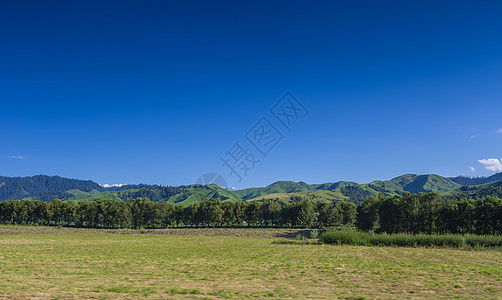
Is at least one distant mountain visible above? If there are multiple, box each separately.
[244,174,462,204]
[392,174,461,194]
[444,178,502,200]
[100,184,139,191]
[0,175,140,201]
[449,172,502,186]
[361,174,460,195]
[311,181,359,191]
[0,175,105,201]
[1,173,502,205]
[66,184,241,206]
[234,181,312,200]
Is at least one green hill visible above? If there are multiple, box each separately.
[66,184,241,206]
[311,181,359,191]
[364,180,403,196]
[393,174,461,194]
[67,184,242,205]
[0,175,105,201]
[449,172,502,186]
[235,181,313,200]
[248,189,349,203]
[2,173,501,206]
[444,178,502,200]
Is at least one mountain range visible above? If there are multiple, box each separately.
[1,173,502,205]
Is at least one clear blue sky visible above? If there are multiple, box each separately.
[1,0,502,188]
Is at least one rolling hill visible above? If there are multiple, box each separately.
[392,174,461,194]
[1,173,501,205]
[444,178,502,200]
[239,174,463,204]
[234,181,313,200]
[449,172,502,186]
[65,184,241,206]
[0,175,105,201]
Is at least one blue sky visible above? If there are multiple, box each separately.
[1,0,502,188]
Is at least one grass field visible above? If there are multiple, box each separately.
[0,226,501,299]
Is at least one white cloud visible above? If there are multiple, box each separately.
[497,129,502,134]
[469,166,476,172]
[470,135,476,139]
[478,158,502,172]
[6,155,26,159]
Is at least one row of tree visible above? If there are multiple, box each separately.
[357,192,502,235]
[4,192,501,234]
[0,198,356,228]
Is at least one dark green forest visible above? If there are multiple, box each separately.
[357,192,502,235]
[0,198,356,229]
[1,192,502,235]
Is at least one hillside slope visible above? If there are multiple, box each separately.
[449,172,502,186]
[444,179,502,200]
[235,181,313,200]
[0,175,105,201]
[1,173,501,205]
[66,184,241,206]
[392,174,461,194]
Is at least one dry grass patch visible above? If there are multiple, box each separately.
[0,226,501,299]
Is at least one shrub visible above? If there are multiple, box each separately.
[320,230,370,246]
[464,234,502,248]
[369,233,394,246]
[415,234,463,248]
[317,230,502,249]
[441,234,464,248]
[390,233,417,247]
[321,230,468,248]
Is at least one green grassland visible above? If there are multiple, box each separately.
[68,190,127,202]
[1,227,501,299]
[248,189,350,203]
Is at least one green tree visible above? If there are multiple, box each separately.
[356,195,380,231]
[297,199,316,228]
[260,200,281,226]
[335,201,357,225]
[245,202,262,226]
[317,202,336,227]
[418,193,440,234]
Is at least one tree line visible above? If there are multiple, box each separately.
[357,192,502,235]
[3,192,501,234]
[0,198,356,229]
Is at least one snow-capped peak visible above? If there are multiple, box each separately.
[100,183,128,188]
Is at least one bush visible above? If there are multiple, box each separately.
[369,233,394,246]
[320,230,370,246]
[320,230,485,249]
[310,230,319,239]
[415,234,463,248]
[464,234,502,248]
[390,233,417,247]
[416,234,464,248]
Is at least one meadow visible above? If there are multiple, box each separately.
[0,226,501,299]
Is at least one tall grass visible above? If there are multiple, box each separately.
[464,234,502,248]
[320,230,370,246]
[320,230,502,249]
